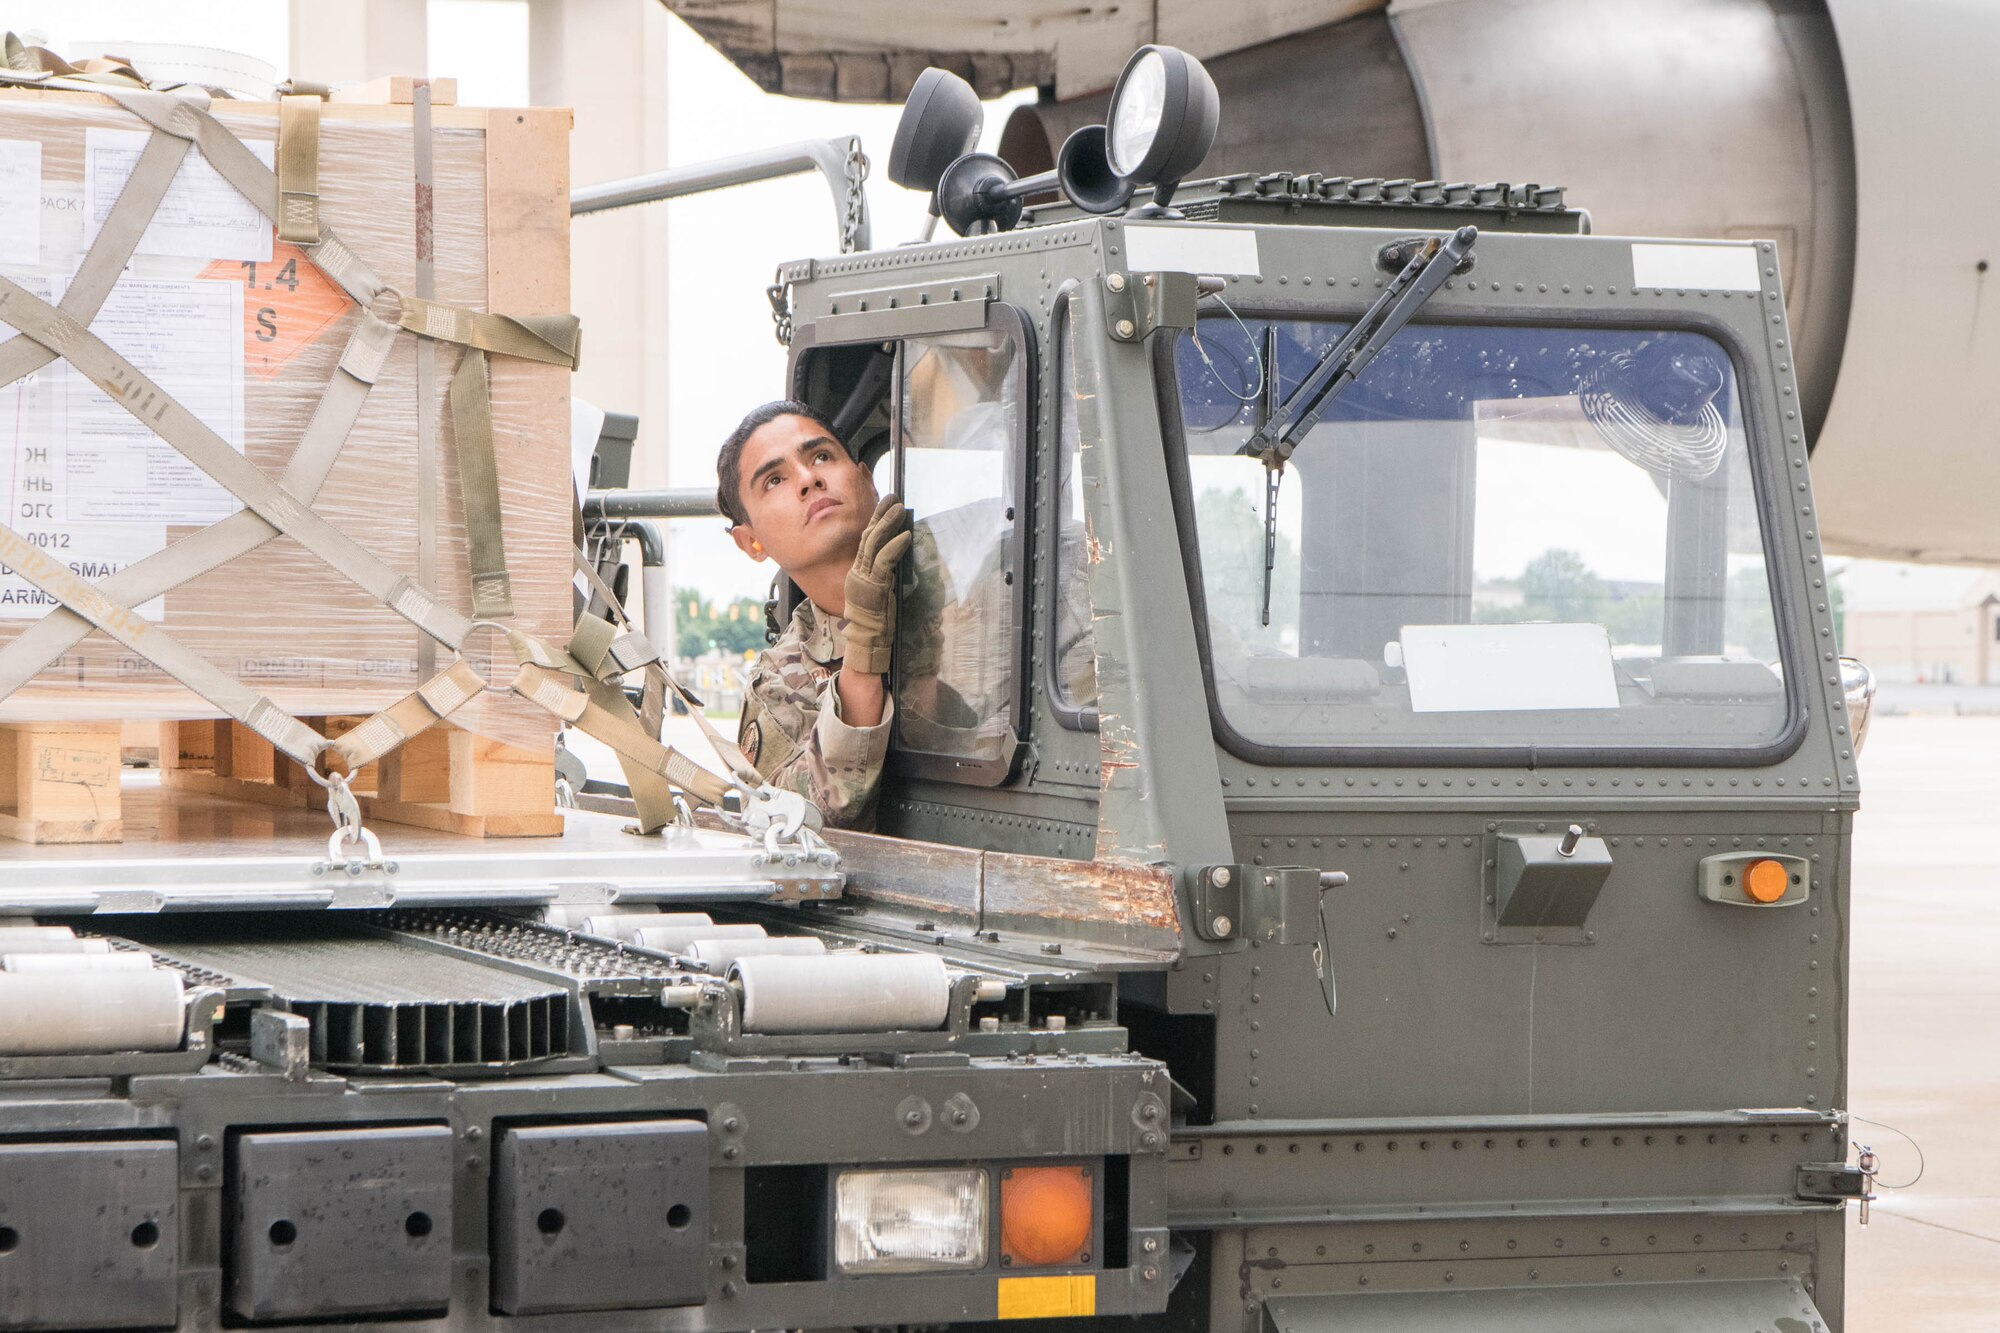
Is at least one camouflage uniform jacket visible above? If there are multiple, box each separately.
[737,599,895,831]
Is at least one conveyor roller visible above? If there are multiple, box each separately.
[732,952,952,1034]
[0,969,186,1054]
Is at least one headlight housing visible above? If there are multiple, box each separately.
[1103,44,1220,206]
[834,1168,989,1274]
[1108,48,1167,177]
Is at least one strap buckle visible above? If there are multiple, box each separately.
[733,784,832,863]
[462,619,528,695]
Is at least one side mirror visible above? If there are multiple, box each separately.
[1840,656,1876,755]
[888,68,983,194]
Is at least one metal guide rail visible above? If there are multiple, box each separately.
[0,901,1132,1079]
[0,899,1169,1331]
[0,782,841,914]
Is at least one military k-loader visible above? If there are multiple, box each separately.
[0,47,1870,1333]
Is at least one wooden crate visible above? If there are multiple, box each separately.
[0,79,573,848]
[0,88,574,743]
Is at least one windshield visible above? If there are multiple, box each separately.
[1173,315,1788,755]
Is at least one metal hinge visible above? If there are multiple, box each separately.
[1103,269,1199,342]
[1796,1161,1871,1203]
[1189,865,1346,943]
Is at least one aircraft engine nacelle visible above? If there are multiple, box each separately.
[997,0,1998,565]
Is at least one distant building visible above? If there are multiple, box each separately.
[1842,569,2000,684]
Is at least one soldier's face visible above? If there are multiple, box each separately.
[730,414,878,573]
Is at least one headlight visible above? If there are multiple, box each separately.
[1102,44,1220,213]
[1108,49,1167,177]
[834,1168,989,1274]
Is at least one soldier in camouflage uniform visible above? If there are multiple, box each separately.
[716,401,910,829]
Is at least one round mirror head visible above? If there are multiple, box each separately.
[1105,45,1219,186]
[889,68,984,194]
[1057,125,1135,215]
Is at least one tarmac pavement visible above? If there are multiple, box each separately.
[1843,715,2000,1330]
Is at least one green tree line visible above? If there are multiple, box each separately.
[676,589,767,659]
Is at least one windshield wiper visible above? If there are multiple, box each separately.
[1239,224,1479,625]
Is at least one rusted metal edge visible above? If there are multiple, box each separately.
[824,828,1183,958]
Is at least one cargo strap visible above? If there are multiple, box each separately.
[329,660,490,769]
[412,78,442,668]
[397,299,581,367]
[0,81,801,846]
[0,273,478,650]
[449,346,514,618]
[276,92,323,243]
[0,311,398,698]
[0,35,149,91]
[0,121,189,399]
[107,84,585,639]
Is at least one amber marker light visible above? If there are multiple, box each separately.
[1743,858,1790,904]
[1000,1165,1095,1268]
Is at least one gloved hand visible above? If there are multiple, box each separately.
[841,494,912,676]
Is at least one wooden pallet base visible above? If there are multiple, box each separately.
[0,722,125,843]
[0,717,561,844]
[160,719,564,841]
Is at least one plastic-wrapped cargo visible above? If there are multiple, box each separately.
[0,87,573,758]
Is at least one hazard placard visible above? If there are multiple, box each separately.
[200,241,352,379]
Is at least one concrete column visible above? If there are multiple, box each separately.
[287,0,429,86]
[528,0,673,494]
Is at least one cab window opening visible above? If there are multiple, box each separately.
[1049,293,1100,729]
[1162,310,1799,761]
[780,338,900,637]
[865,309,1037,785]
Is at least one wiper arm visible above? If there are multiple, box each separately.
[1242,224,1478,626]
[1241,224,1479,467]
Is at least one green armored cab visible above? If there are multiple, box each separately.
[753,47,1867,1331]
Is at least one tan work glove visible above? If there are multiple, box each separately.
[841,494,912,676]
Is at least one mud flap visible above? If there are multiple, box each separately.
[1263,1278,1826,1331]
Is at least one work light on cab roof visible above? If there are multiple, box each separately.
[892,46,1222,237]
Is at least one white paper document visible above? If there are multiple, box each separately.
[0,523,167,619]
[0,272,246,529]
[61,275,247,524]
[37,183,84,268]
[84,128,275,262]
[1400,622,1621,713]
[0,139,42,267]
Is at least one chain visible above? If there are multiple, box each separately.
[767,276,793,347]
[840,136,869,254]
[769,138,867,348]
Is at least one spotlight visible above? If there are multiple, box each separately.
[1104,45,1219,217]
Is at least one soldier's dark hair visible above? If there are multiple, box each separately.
[715,399,842,527]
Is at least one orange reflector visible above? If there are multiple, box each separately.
[1000,1166,1094,1268]
[1744,858,1790,903]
